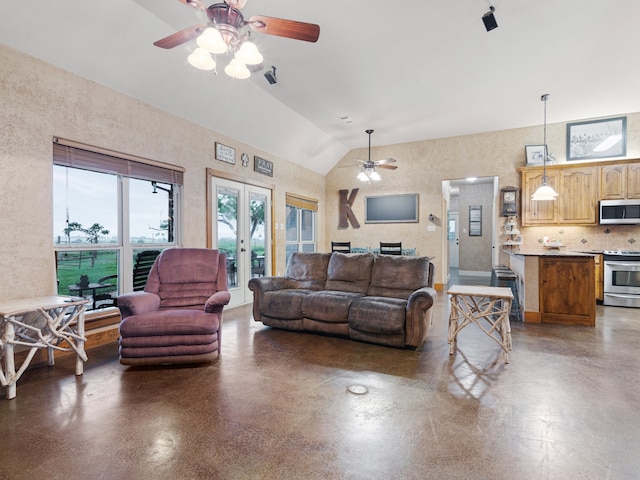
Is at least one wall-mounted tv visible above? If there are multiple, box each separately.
[365,194,419,224]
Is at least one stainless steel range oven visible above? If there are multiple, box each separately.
[603,250,640,307]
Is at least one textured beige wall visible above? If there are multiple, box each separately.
[0,45,325,300]
[2,44,640,299]
[327,116,640,287]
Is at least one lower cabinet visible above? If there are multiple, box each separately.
[539,256,595,326]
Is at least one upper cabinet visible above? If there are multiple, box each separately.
[559,166,599,224]
[521,165,597,226]
[521,170,558,225]
[600,163,640,199]
[520,159,640,226]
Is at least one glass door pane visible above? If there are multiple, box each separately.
[217,186,239,288]
[249,192,267,278]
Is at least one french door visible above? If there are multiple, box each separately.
[210,177,271,308]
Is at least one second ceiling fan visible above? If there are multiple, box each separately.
[153,0,320,79]
[352,129,398,182]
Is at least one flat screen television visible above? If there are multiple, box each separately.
[365,194,419,223]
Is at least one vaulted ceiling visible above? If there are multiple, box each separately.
[2,1,639,174]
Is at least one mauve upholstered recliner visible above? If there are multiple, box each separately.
[116,248,230,366]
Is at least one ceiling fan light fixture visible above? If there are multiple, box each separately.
[197,27,228,54]
[370,170,381,181]
[187,47,216,70]
[224,58,250,79]
[235,40,263,65]
[357,170,369,182]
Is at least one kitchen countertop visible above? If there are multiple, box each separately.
[502,248,599,257]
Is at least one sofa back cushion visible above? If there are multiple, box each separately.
[285,252,332,290]
[367,255,431,299]
[325,252,374,294]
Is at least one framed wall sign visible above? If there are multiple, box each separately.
[525,145,547,165]
[469,205,482,236]
[567,116,627,161]
[254,156,273,176]
[215,142,236,164]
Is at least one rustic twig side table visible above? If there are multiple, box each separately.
[0,296,89,399]
[447,285,513,363]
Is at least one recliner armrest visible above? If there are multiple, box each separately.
[205,291,231,313]
[116,291,161,319]
[405,287,438,347]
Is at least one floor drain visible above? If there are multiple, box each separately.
[347,385,369,395]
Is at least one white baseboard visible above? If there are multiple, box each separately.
[458,270,491,277]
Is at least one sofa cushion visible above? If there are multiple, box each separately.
[261,289,311,320]
[368,255,430,299]
[324,252,374,294]
[348,296,407,335]
[285,252,332,290]
[302,290,364,322]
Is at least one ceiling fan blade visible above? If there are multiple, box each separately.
[248,15,320,43]
[375,158,397,165]
[178,0,208,11]
[153,24,206,49]
[377,164,398,170]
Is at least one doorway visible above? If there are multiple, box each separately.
[443,176,498,286]
[209,176,272,308]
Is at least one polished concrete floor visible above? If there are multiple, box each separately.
[1,293,640,480]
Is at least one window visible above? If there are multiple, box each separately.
[52,139,183,311]
[285,193,317,264]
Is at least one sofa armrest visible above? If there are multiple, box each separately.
[205,290,231,313]
[405,287,438,347]
[116,291,161,319]
[248,276,292,321]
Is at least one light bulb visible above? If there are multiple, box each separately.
[235,41,263,65]
[187,48,216,70]
[197,27,228,54]
[224,58,250,79]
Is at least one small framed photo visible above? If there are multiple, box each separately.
[215,142,236,164]
[525,145,547,165]
[567,116,626,161]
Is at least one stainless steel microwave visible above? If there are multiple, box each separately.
[600,199,640,224]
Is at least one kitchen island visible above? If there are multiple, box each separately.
[505,248,596,326]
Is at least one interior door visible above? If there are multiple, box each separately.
[211,177,271,308]
[448,211,459,268]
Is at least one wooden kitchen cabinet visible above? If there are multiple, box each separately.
[600,164,627,199]
[521,165,597,226]
[559,166,599,224]
[600,163,640,199]
[627,163,640,198]
[539,256,595,326]
[521,169,558,225]
[594,254,603,302]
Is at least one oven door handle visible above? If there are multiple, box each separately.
[605,260,640,270]
[605,293,640,299]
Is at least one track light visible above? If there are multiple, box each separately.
[482,6,498,32]
[264,66,277,85]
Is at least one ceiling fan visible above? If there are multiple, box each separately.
[153,0,320,79]
[348,129,398,182]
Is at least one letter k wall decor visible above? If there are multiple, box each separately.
[338,189,360,229]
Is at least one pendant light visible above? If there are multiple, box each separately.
[531,94,559,201]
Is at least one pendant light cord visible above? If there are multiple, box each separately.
[541,93,549,182]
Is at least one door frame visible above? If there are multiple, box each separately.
[206,168,274,306]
